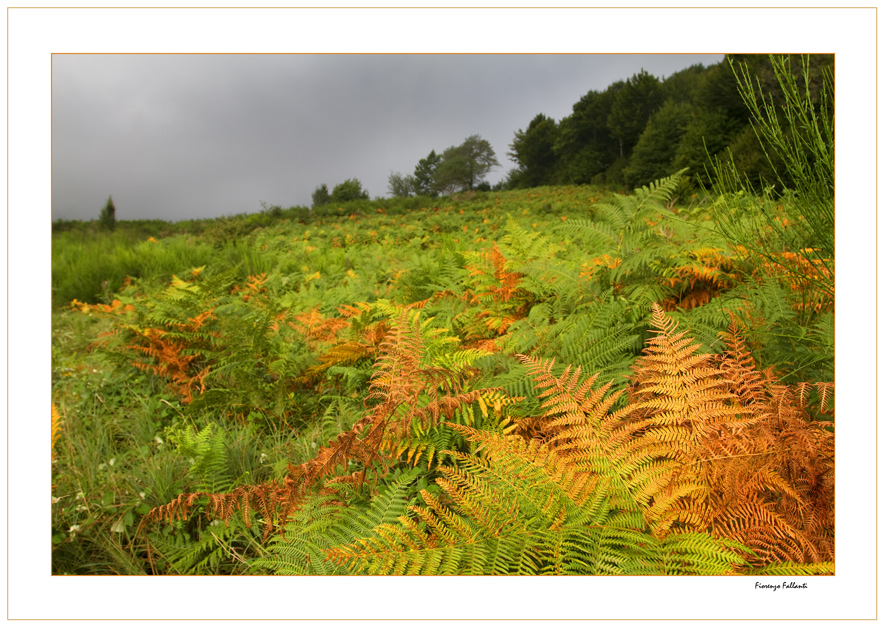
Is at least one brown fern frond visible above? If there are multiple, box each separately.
[145,308,500,540]
[293,308,351,347]
[703,319,835,567]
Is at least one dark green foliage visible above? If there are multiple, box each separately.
[623,99,692,188]
[554,85,621,184]
[330,178,370,203]
[606,69,665,159]
[709,54,834,304]
[508,113,560,188]
[435,134,501,193]
[311,184,330,207]
[672,107,735,186]
[412,150,442,197]
[99,195,117,231]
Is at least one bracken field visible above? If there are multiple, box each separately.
[51,54,835,576]
[51,176,835,576]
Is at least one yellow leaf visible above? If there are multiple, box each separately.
[478,397,488,419]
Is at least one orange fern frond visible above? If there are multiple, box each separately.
[144,309,500,539]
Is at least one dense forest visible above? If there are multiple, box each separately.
[51,54,834,577]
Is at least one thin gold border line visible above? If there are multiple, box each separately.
[34,8,857,620]
[6,4,9,623]
[3,5,879,8]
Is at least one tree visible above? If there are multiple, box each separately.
[433,153,469,196]
[330,178,369,203]
[413,150,442,197]
[672,107,735,186]
[508,114,560,188]
[99,195,116,231]
[312,184,330,208]
[607,69,664,158]
[554,85,621,184]
[623,99,692,188]
[435,134,500,194]
[387,171,415,198]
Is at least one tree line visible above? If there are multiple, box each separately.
[306,54,834,208]
[506,54,834,192]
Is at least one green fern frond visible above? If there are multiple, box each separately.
[255,468,423,575]
[743,561,835,576]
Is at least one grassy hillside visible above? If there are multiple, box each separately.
[51,179,834,575]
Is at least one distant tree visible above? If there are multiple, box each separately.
[312,184,330,208]
[413,150,442,197]
[459,134,501,190]
[433,154,467,196]
[607,69,665,158]
[387,171,415,198]
[99,195,116,231]
[330,178,369,203]
[508,113,560,188]
[435,134,500,194]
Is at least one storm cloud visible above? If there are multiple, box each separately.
[52,53,723,222]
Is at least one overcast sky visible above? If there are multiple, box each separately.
[52,53,723,222]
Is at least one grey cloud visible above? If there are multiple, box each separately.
[52,53,723,222]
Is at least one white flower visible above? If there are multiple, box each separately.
[68,524,80,533]
[108,458,116,467]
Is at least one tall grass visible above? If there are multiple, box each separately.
[52,231,219,308]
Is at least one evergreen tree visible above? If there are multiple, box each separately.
[99,195,116,231]
[311,184,330,208]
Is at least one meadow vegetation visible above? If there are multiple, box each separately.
[51,55,834,576]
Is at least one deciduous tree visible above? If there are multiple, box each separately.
[413,150,442,197]
[387,171,415,198]
[330,178,369,203]
[435,134,500,194]
[508,114,560,188]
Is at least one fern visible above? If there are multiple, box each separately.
[144,307,499,540]
[255,468,424,575]
[326,423,747,575]
[166,422,236,494]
